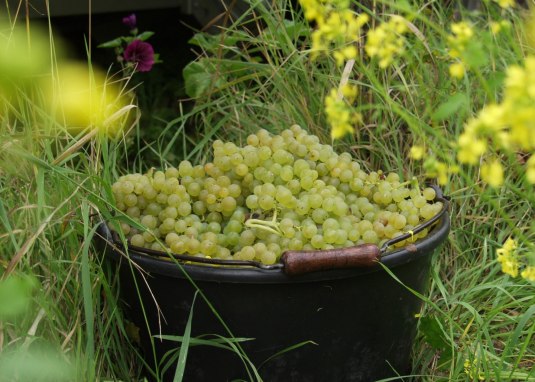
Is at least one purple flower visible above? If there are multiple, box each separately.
[124,39,155,72]
[122,13,137,30]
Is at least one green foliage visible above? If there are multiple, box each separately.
[182,59,226,98]
[419,315,452,362]
[0,275,37,319]
[1,1,534,382]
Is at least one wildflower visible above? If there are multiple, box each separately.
[521,266,535,281]
[325,85,361,139]
[493,0,515,8]
[448,22,474,59]
[423,158,458,185]
[365,15,408,68]
[48,62,131,137]
[122,13,137,30]
[474,104,505,135]
[409,145,425,160]
[299,0,325,21]
[455,56,535,184]
[124,40,155,72]
[480,159,504,187]
[299,0,368,66]
[447,22,474,77]
[449,62,465,79]
[490,20,510,35]
[497,238,519,278]
[464,358,485,381]
[457,131,487,165]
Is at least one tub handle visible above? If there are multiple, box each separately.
[280,244,381,276]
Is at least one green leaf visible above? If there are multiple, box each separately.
[419,316,452,361]
[182,59,226,99]
[188,32,245,53]
[432,93,468,122]
[137,31,155,41]
[263,19,308,43]
[259,340,317,369]
[188,33,219,50]
[156,334,254,349]
[97,37,124,49]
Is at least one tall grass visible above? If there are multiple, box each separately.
[1,0,534,381]
[0,11,141,380]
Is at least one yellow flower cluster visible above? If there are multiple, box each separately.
[496,238,519,278]
[496,238,535,282]
[490,20,511,35]
[48,63,131,138]
[324,84,362,139]
[409,145,425,160]
[299,0,369,66]
[480,158,504,187]
[464,357,485,381]
[423,157,459,186]
[447,22,474,79]
[365,15,408,68]
[455,57,535,186]
[521,266,535,281]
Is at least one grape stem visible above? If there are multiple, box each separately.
[245,209,283,236]
[397,177,419,189]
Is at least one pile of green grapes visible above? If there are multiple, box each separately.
[111,125,443,265]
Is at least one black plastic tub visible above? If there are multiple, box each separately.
[97,213,449,382]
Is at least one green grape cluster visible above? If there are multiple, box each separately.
[111,125,443,265]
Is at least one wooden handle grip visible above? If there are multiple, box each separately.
[280,244,381,276]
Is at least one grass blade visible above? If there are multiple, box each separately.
[173,290,198,382]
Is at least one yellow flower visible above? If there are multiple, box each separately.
[521,266,535,281]
[340,83,358,101]
[494,0,515,8]
[325,87,361,139]
[504,65,527,98]
[490,20,510,35]
[300,0,368,66]
[365,15,408,68]
[480,159,504,187]
[457,132,487,165]
[447,21,474,76]
[476,104,505,134]
[451,21,474,40]
[498,237,517,254]
[464,358,485,381]
[449,62,465,79]
[45,62,132,138]
[409,145,425,160]
[423,158,457,185]
[490,22,501,35]
[448,22,474,59]
[299,0,323,21]
[497,238,519,278]
[455,57,535,182]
